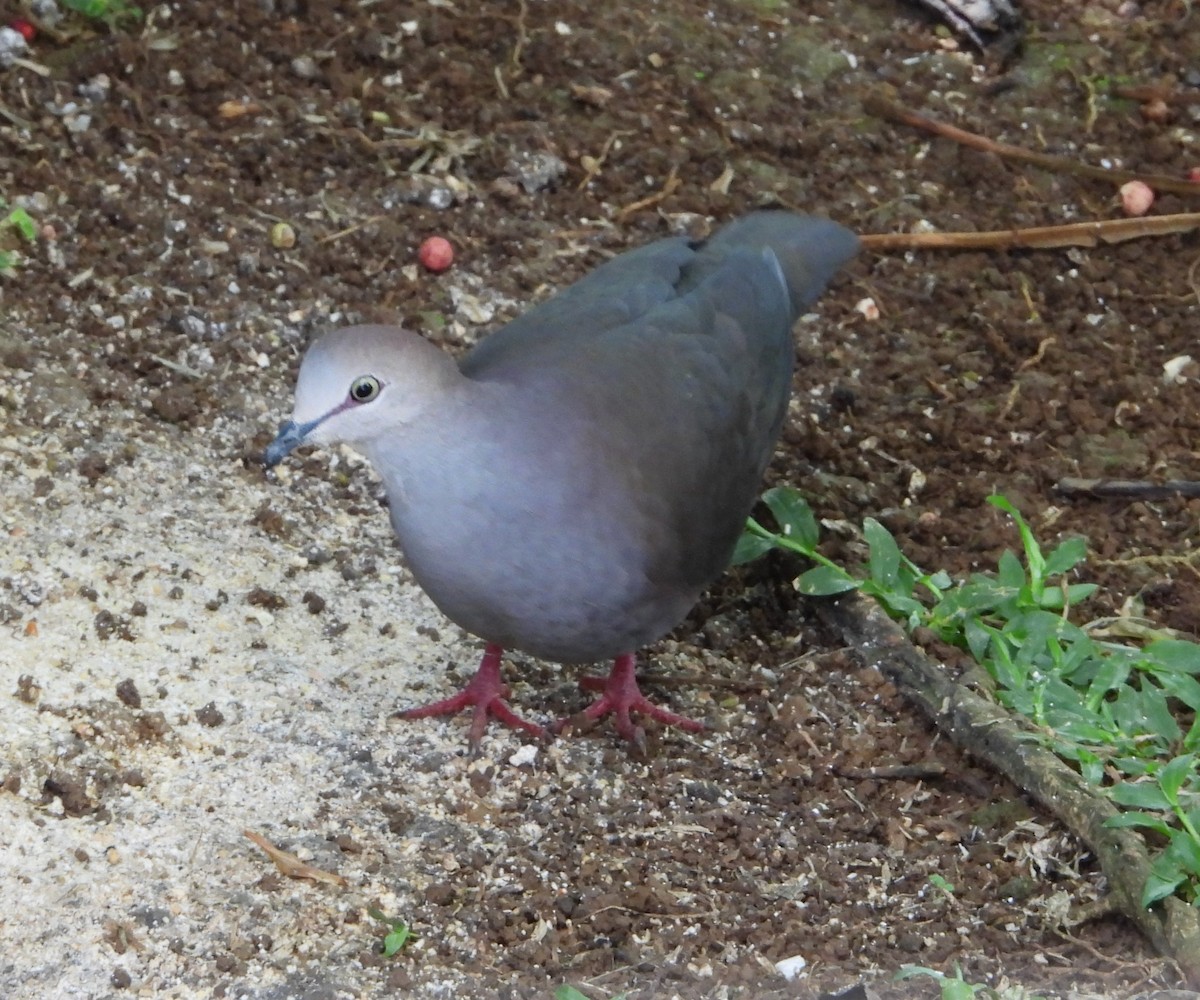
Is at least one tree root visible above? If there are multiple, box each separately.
[820,591,1200,986]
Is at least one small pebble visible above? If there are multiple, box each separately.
[0,26,28,67]
[418,236,454,273]
[1119,179,1154,216]
[291,55,318,79]
[270,222,296,249]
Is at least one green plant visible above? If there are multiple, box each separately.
[0,204,36,277]
[897,962,1047,1000]
[928,873,955,898]
[60,0,143,28]
[741,487,1200,908]
[367,908,414,956]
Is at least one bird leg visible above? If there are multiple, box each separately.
[558,653,705,749]
[398,643,546,750]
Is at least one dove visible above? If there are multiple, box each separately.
[266,212,858,749]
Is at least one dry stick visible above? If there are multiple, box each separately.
[864,93,1200,197]
[1056,478,1200,501]
[820,592,1200,986]
[616,167,681,222]
[243,829,348,887]
[1114,84,1200,108]
[859,212,1200,252]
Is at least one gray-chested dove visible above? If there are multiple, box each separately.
[265,212,858,750]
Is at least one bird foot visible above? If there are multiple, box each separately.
[398,644,546,751]
[554,654,705,750]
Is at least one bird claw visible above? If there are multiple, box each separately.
[559,655,705,749]
[398,644,547,749]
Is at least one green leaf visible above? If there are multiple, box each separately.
[556,987,591,1000]
[795,565,858,597]
[941,979,982,1000]
[1065,582,1098,603]
[762,486,819,549]
[927,569,953,591]
[1108,780,1173,812]
[1168,827,1200,875]
[1140,685,1183,745]
[1158,755,1198,806]
[963,618,992,663]
[382,921,411,956]
[1146,639,1200,676]
[864,518,902,590]
[1043,535,1088,576]
[731,530,775,565]
[6,207,35,242]
[1156,672,1200,714]
[1103,811,1175,838]
[928,873,955,895]
[1142,855,1187,907]
[996,549,1026,591]
[989,494,1045,580]
[868,588,926,619]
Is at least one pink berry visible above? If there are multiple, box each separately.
[1119,180,1154,216]
[418,236,454,273]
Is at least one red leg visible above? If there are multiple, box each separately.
[557,653,705,749]
[399,643,546,749]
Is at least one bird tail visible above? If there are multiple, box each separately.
[698,212,860,315]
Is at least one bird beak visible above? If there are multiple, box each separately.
[264,417,318,468]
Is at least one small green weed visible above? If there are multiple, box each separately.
[367,908,414,957]
[0,204,36,277]
[897,962,1048,1000]
[60,0,143,28]
[927,873,955,898]
[741,487,1200,908]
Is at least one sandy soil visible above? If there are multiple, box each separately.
[2,0,1199,997]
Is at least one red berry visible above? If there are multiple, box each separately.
[1188,167,1200,184]
[9,18,35,41]
[418,236,454,273]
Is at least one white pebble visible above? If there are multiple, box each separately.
[508,744,539,767]
[774,954,807,981]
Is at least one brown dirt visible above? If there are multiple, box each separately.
[2,0,1199,997]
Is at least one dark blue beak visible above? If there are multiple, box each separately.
[264,418,318,468]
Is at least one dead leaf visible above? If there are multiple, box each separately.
[570,83,614,108]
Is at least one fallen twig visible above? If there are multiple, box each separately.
[616,167,681,222]
[1056,478,1200,501]
[820,591,1200,985]
[864,93,1200,197]
[244,829,348,887]
[1113,84,1200,108]
[859,213,1200,252]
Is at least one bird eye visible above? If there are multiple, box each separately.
[349,375,381,403]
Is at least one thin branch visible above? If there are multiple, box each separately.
[1056,478,1200,501]
[616,166,681,222]
[859,213,1200,252]
[864,93,1200,196]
